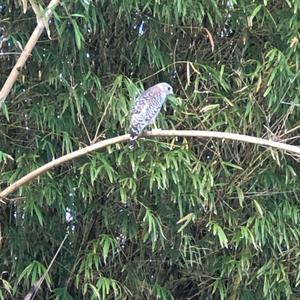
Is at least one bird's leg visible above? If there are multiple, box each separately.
[144,120,157,133]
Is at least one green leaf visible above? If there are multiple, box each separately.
[0,102,9,121]
[253,199,264,217]
[177,212,195,233]
[71,19,84,49]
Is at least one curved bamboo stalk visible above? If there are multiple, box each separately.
[0,129,299,200]
[0,0,60,103]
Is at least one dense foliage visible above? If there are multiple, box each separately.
[1,0,300,299]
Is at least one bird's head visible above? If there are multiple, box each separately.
[157,82,173,97]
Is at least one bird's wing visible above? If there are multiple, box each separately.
[130,90,151,124]
[131,86,161,115]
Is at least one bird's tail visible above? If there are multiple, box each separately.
[128,139,136,150]
[128,126,139,150]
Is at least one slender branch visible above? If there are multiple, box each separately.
[0,0,60,103]
[0,129,299,200]
[23,234,68,300]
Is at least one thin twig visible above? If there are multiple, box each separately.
[0,129,299,200]
[0,52,22,56]
[92,98,113,143]
[23,234,68,300]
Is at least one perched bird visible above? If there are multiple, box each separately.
[129,82,173,149]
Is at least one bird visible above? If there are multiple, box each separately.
[129,82,173,149]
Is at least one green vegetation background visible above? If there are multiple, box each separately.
[1,0,300,299]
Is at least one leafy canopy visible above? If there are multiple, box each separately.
[0,0,300,299]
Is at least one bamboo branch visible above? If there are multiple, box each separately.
[23,234,68,300]
[0,0,60,103]
[0,129,299,200]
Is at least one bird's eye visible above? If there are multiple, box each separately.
[168,87,171,91]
